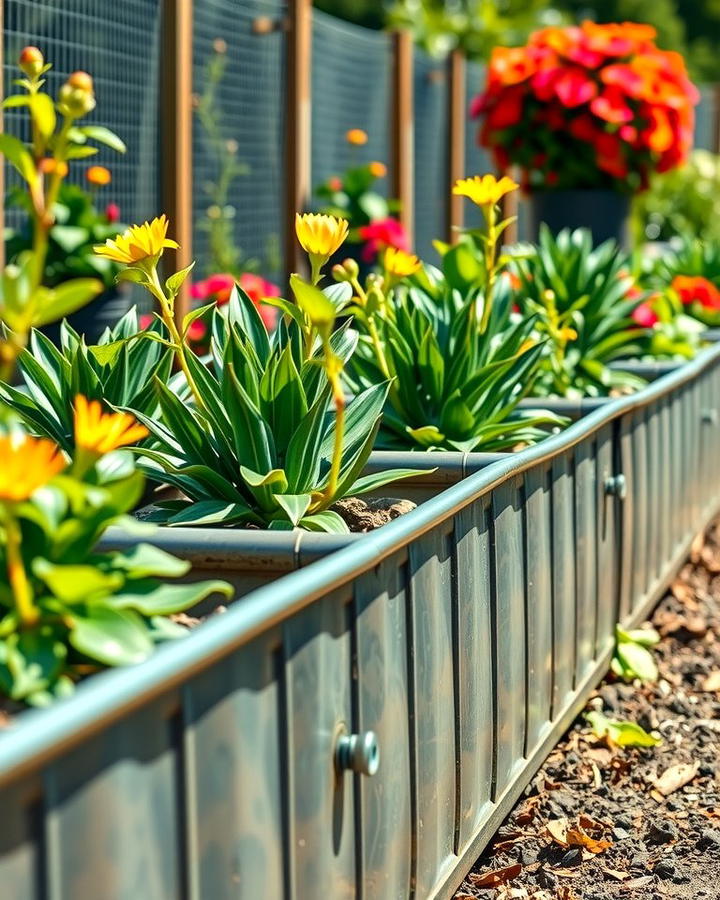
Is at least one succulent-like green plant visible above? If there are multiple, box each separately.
[346,259,565,451]
[511,227,647,397]
[0,307,174,453]
[131,288,426,532]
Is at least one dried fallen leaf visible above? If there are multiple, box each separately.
[653,761,700,797]
[553,868,582,878]
[469,863,522,888]
[545,817,569,847]
[702,671,720,692]
[565,826,612,855]
[602,867,630,881]
[622,875,653,890]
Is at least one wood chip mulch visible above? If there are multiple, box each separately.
[454,520,720,900]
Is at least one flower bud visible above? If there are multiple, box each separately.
[19,46,44,78]
[57,81,96,118]
[39,158,69,177]
[332,257,359,283]
[68,70,94,93]
[369,161,387,178]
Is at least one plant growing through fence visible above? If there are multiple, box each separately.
[0,48,126,380]
[511,227,648,397]
[0,403,231,706]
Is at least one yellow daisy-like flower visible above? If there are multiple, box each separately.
[295,213,349,259]
[452,174,519,207]
[384,246,421,278]
[94,214,179,265]
[0,434,65,503]
[74,395,149,456]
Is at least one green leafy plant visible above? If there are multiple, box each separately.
[585,710,661,748]
[511,227,648,397]
[346,258,564,451]
[130,287,426,532]
[0,308,174,454]
[6,181,125,290]
[631,150,720,246]
[0,422,231,707]
[611,624,660,683]
[0,47,126,379]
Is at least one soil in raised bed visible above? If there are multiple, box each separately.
[454,520,720,900]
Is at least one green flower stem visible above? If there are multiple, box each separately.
[479,202,498,335]
[146,264,207,413]
[314,337,345,511]
[3,507,38,628]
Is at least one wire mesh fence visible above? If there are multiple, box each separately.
[2,0,720,292]
[413,49,448,262]
[310,10,391,200]
[191,0,286,284]
[3,0,162,231]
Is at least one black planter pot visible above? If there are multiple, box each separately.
[527,190,630,246]
[41,285,134,345]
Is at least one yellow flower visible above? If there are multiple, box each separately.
[295,213,349,259]
[94,214,179,265]
[0,434,65,502]
[86,165,111,186]
[369,161,387,178]
[346,128,368,146]
[452,174,519,207]
[74,395,149,456]
[384,246,421,278]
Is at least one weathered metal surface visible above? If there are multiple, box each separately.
[2,345,720,900]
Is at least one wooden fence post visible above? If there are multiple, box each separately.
[161,0,193,328]
[0,1,5,271]
[447,49,466,243]
[284,0,312,280]
[391,31,414,245]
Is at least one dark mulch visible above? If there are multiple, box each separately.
[454,521,720,900]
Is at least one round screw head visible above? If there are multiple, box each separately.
[605,473,627,500]
[335,730,380,776]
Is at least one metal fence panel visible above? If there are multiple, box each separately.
[191,0,286,282]
[413,50,448,261]
[311,12,391,199]
[4,0,162,230]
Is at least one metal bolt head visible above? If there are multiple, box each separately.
[335,730,380,777]
[605,473,627,500]
[701,408,718,426]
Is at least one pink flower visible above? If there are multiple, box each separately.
[632,300,659,328]
[190,273,235,302]
[187,319,207,343]
[139,313,154,330]
[358,216,410,263]
[105,202,121,223]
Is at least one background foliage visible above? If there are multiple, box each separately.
[316,0,720,82]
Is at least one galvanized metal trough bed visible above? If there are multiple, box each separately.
[2,345,720,900]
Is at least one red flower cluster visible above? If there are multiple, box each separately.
[358,216,410,263]
[472,22,699,191]
[190,272,280,332]
[671,275,720,311]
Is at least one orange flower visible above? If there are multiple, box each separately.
[39,158,69,177]
[0,434,65,502]
[369,161,387,178]
[346,128,368,146]
[86,165,111,186]
[74,395,149,456]
[68,70,93,93]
